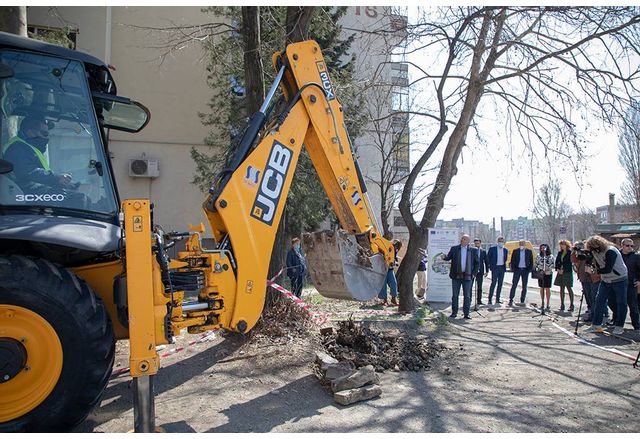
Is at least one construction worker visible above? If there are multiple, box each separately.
[3,116,72,192]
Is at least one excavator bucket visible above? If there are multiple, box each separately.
[302,230,387,301]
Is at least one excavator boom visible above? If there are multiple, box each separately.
[202,40,394,322]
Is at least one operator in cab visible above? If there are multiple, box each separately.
[3,116,73,193]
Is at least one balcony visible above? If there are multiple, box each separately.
[389,14,408,41]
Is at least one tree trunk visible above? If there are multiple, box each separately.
[396,89,482,312]
[380,208,391,240]
[267,210,288,305]
[396,11,499,312]
[285,7,315,44]
[241,7,264,116]
[397,227,428,312]
[0,6,27,37]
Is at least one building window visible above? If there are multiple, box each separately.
[392,131,410,176]
[394,214,407,228]
[390,62,409,86]
[392,90,409,112]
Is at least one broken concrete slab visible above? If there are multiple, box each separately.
[324,362,356,381]
[315,351,339,371]
[331,365,379,393]
[334,384,382,406]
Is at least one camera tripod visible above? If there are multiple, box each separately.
[574,287,586,335]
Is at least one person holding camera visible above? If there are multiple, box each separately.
[575,243,607,323]
[534,244,555,312]
[554,239,575,312]
[585,235,628,335]
[620,238,640,333]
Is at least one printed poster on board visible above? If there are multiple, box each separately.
[426,227,460,303]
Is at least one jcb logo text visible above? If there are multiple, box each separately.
[250,141,293,225]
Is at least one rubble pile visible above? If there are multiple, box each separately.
[314,351,382,406]
[321,319,447,372]
[251,294,313,339]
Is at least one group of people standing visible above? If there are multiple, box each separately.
[285,231,639,336]
[439,235,540,319]
[439,233,640,334]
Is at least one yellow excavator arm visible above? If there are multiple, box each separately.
[120,40,393,432]
[196,39,393,333]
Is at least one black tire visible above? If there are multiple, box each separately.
[0,255,115,432]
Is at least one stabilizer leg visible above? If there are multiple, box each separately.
[133,376,155,433]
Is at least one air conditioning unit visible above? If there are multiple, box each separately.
[129,158,160,178]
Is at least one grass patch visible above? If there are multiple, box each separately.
[305,292,326,306]
[436,311,449,327]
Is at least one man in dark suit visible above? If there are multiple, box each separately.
[487,236,509,304]
[441,234,479,319]
[509,239,534,305]
[473,238,489,304]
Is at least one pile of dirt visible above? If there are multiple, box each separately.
[251,294,314,340]
[322,319,447,372]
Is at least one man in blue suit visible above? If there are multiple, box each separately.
[441,234,479,319]
[508,239,534,306]
[487,236,509,304]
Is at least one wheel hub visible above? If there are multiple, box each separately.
[0,337,27,383]
[0,304,63,423]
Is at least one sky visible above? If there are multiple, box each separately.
[434,129,625,225]
[403,6,632,227]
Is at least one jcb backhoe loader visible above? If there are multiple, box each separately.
[0,32,394,432]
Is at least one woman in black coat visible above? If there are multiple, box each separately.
[554,239,575,311]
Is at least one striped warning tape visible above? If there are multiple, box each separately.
[266,277,330,326]
[110,330,218,377]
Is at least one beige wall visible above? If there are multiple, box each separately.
[28,7,221,232]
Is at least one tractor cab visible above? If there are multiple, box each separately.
[0,32,149,264]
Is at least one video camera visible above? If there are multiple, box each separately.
[574,248,594,265]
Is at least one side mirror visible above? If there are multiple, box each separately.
[0,63,14,79]
[0,159,14,174]
[92,92,150,133]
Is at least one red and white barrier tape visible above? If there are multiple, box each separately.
[111,330,218,377]
[268,267,285,283]
[266,278,331,326]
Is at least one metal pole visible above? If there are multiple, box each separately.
[133,376,155,433]
[259,65,286,114]
[574,288,584,335]
[572,219,575,243]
